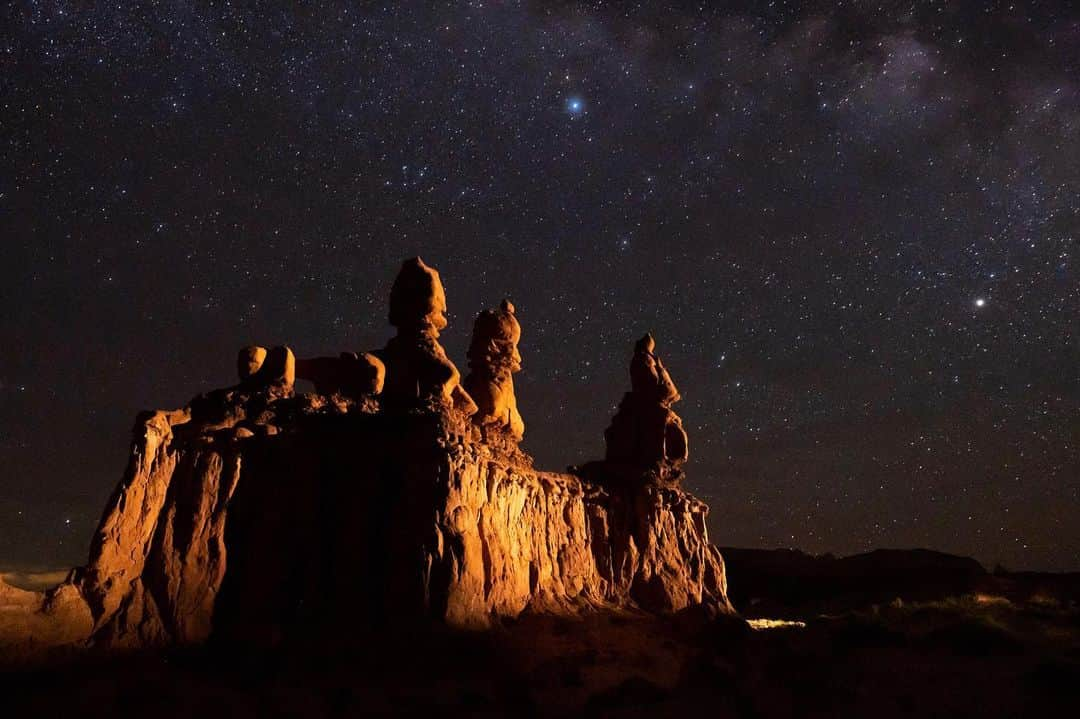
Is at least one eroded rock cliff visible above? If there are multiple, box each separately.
[0,257,733,658]
[61,394,729,649]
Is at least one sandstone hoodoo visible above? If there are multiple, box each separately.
[594,333,690,486]
[463,299,525,443]
[378,256,477,416]
[1,257,732,656]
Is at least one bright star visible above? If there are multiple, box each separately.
[566,97,584,115]
[974,298,986,308]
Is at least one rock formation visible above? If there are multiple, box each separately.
[602,334,689,483]
[378,257,477,416]
[238,345,296,392]
[463,299,525,442]
[237,345,267,381]
[0,577,92,663]
[0,258,732,658]
[296,352,385,398]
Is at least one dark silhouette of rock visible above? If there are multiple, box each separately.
[719,547,992,617]
[603,334,689,482]
[463,299,524,441]
[296,352,385,398]
[379,257,477,416]
[630,333,680,406]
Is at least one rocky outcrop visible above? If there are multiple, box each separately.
[296,352,385,398]
[0,257,733,656]
[239,344,296,390]
[378,257,477,415]
[463,299,525,442]
[59,401,729,647]
[77,410,242,647]
[603,334,689,484]
[720,547,992,616]
[408,440,729,627]
[0,576,92,663]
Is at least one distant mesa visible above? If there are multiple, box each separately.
[719,547,1006,618]
[0,257,732,659]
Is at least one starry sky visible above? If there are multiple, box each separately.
[1,1,1077,573]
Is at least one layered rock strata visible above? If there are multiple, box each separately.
[0,257,733,657]
[65,395,730,648]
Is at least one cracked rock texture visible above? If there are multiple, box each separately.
[1,389,732,656]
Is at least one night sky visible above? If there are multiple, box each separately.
[2,1,1077,574]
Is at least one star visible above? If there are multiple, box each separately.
[1,0,1077,576]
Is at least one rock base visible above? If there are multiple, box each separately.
[2,389,733,656]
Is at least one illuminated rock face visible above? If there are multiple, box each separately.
[409,441,730,627]
[79,412,242,648]
[0,577,92,661]
[379,257,477,415]
[0,258,732,656]
[64,402,729,647]
[463,299,525,442]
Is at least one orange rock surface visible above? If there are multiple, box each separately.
[0,258,733,659]
[464,299,525,441]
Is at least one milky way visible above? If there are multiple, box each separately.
[1,1,1077,571]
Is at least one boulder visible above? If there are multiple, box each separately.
[296,351,385,398]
